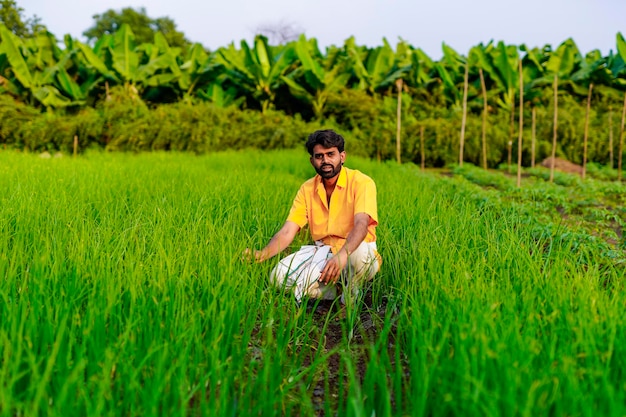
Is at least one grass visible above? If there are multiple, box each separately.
[0,150,624,416]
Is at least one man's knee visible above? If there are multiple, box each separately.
[347,242,379,281]
[270,263,289,289]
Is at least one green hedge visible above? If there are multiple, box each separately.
[0,88,621,169]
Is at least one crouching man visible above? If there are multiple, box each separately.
[245,129,381,305]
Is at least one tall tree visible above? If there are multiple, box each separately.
[83,7,190,51]
[254,19,302,45]
[0,0,45,37]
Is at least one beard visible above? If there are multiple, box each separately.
[315,162,342,179]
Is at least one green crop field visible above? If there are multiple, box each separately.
[0,150,625,416]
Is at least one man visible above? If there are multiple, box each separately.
[245,129,381,305]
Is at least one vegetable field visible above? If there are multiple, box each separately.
[0,150,625,416]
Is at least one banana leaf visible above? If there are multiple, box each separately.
[0,24,32,88]
[111,24,139,82]
[545,38,580,77]
[616,32,626,64]
[76,40,118,81]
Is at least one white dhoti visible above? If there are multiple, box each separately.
[270,241,380,303]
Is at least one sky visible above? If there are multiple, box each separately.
[16,0,626,59]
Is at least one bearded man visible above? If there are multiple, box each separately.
[245,129,381,305]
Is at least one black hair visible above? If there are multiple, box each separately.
[305,129,345,155]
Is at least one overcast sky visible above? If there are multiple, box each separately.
[17,0,626,59]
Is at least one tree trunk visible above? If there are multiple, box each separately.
[550,74,558,183]
[582,83,593,180]
[609,106,614,169]
[617,93,626,181]
[517,59,523,188]
[420,124,425,171]
[73,135,78,157]
[531,106,536,168]
[395,78,403,164]
[459,62,469,167]
[479,68,488,169]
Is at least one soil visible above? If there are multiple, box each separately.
[241,288,399,416]
[540,157,583,175]
[303,291,397,416]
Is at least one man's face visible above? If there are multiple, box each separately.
[310,144,346,180]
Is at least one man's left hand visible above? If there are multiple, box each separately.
[319,250,348,285]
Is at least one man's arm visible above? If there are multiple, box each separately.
[319,212,370,284]
[245,221,300,263]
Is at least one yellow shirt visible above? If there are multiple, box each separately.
[287,166,378,254]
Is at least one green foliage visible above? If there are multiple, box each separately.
[0,94,38,145]
[2,21,626,168]
[103,99,311,153]
[281,35,351,119]
[99,86,312,152]
[216,35,298,113]
[453,163,516,190]
[0,0,45,38]
[83,7,190,51]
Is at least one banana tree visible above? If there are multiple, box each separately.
[92,24,179,99]
[196,83,243,108]
[435,43,482,166]
[178,43,226,101]
[521,45,548,168]
[614,32,626,181]
[541,38,581,181]
[345,37,413,161]
[434,43,484,167]
[0,24,74,107]
[71,35,119,102]
[516,58,524,187]
[280,35,351,119]
[345,37,412,95]
[570,50,614,178]
[459,55,469,166]
[433,43,466,109]
[216,35,297,112]
[469,43,495,169]
[480,42,520,169]
[406,47,438,99]
[600,49,626,169]
[403,47,438,165]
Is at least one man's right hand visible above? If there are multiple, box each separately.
[242,248,263,263]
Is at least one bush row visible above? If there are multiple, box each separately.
[0,87,621,168]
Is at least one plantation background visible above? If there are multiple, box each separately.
[2,4,626,415]
[1,4,626,170]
